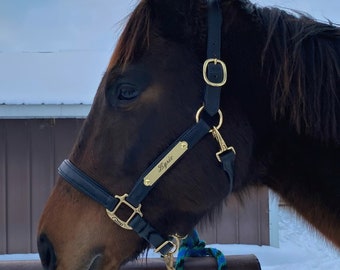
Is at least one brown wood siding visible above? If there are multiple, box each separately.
[0,119,269,254]
[0,255,261,270]
[0,121,7,253]
[197,188,269,245]
[0,119,83,254]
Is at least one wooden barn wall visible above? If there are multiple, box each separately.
[0,119,269,254]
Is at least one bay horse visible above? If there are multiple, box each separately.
[37,0,340,269]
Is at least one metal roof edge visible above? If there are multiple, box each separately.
[0,104,91,119]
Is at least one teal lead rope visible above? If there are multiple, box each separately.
[175,230,227,270]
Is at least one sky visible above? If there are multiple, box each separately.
[0,0,339,53]
[254,0,339,23]
[0,0,339,104]
[0,0,137,52]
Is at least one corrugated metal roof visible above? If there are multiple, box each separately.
[0,104,91,119]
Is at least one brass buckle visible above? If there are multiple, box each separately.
[154,235,180,255]
[203,58,227,87]
[157,234,184,270]
[106,194,143,230]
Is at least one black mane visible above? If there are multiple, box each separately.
[257,6,340,143]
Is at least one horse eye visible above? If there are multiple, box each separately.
[117,84,140,101]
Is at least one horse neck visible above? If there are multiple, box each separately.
[218,4,340,249]
[220,3,340,145]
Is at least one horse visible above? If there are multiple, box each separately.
[37,0,340,269]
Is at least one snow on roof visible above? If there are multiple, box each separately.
[0,0,136,108]
[0,0,339,117]
[0,50,110,105]
[0,104,91,119]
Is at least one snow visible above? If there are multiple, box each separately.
[0,253,39,261]
[211,207,340,270]
[145,207,340,269]
[1,207,339,269]
[1,0,339,105]
[0,0,136,105]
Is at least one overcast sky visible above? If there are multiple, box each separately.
[0,0,339,53]
[0,0,137,52]
[0,0,339,104]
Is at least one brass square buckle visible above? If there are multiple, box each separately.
[154,235,180,255]
[106,194,143,230]
[203,58,227,87]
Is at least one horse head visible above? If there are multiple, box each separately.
[37,0,340,269]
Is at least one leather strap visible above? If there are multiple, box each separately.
[129,215,175,255]
[58,120,211,255]
[220,150,235,194]
[127,120,210,207]
[58,159,118,211]
[59,120,211,210]
[204,0,224,116]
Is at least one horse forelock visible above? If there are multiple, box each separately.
[107,0,257,70]
[258,7,340,143]
[108,1,152,71]
[107,0,208,72]
[107,0,255,72]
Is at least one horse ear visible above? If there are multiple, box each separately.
[148,0,201,41]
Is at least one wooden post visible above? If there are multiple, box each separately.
[0,255,261,270]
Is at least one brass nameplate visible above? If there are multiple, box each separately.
[143,141,189,186]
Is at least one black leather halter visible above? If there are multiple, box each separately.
[58,0,235,257]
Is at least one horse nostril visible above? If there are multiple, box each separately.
[37,234,57,270]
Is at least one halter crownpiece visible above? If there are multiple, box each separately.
[58,0,235,265]
[204,0,225,116]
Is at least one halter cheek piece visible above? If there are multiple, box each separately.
[58,0,235,258]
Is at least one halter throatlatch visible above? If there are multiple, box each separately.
[58,0,235,269]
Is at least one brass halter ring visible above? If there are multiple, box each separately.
[195,105,223,131]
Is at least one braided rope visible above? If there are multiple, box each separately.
[175,230,227,270]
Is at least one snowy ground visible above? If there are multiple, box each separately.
[210,207,340,270]
[1,207,339,269]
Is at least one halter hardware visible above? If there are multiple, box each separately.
[211,126,236,162]
[195,105,223,130]
[106,194,142,230]
[155,235,180,254]
[203,58,227,87]
[161,235,183,270]
[143,141,188,187]
[196,106,235,163]
[57,0,235,265]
